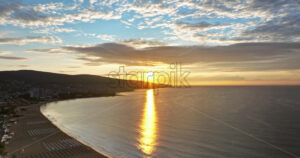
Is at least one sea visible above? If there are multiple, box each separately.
[41,86,300,158]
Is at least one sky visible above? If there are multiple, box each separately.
[0,0,299,85]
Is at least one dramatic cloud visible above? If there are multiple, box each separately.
[116,0,300,43]
[0,36,61,45]
[28,42,300,71]
[242,14,300,41]
[0,0,299,44]
[0,1,121,27]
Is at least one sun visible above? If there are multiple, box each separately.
[146,72,154,80]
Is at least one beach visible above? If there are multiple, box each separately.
[4,104,106,158]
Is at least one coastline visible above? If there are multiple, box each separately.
[4,103,107,158]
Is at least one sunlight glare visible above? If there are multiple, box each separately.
[139,89,157,156]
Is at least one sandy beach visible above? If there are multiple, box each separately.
[4,104,106,158]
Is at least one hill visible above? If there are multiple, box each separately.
[0,70,166,105]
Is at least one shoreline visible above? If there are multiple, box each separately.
[40,102,113,158]
[4,103,107,158]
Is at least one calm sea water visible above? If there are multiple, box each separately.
[41,87,300,158]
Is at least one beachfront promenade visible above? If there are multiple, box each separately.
[4,105,106,158]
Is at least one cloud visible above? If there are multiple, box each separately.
[194,75,245,81]
[119,1,177,18]
[0,36,62,45]
[0,0,20,17]
[0,56,27,60]
[5,64,29,68]
[207,56,300,72]
[10,10,120,27]
[242,14,300,42]
[118,39,167,48]
[97,34,115,41]
[0,1,121,27]
[78,0,85,3]
[27,42,300,71]
[111,0,299,43]
[120,20,132,26]
[0,51,12,55]
[67,66,81,68]
[170,21,239,43]
[34,27,76,34]
[1,0,299,44]
[175,21,226,32]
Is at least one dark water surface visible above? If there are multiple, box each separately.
[41,86,300,158]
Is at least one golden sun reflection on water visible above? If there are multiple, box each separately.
[139,89,157,156]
